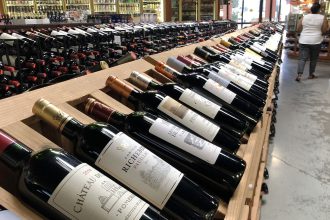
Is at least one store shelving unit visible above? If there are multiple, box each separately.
[0,24,280,220]
[0,0,164,21]
[92,0,116,13]
[166,0,219,22]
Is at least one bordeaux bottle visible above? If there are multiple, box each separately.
[166,57,267,107]
[194,47,271,80]
[154,61,262,124]
[32,99,220,219]
[84,98,246,201]
[106,76,242,151]
[0,130,165,220]
[129,71,247,139]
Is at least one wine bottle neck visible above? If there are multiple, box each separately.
[129,71,160,91]
[85,98,126,129]
[0,130,32,170]
[106,75,140,103]
[61,118,84,141]
[32,98,83,141]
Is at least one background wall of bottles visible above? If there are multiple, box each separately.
[1,0,163,21]
[166,0,220,22]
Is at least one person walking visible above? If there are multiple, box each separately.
[295,3,329,82]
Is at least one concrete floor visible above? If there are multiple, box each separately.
[260,53,330,220]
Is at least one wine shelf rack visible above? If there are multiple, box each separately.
[0,24,280,220]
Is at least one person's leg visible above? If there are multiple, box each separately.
[296,44,309,81]
[308,43,322,78]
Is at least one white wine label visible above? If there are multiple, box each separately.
[203,79,236,104]
[235,76,253,91]
[157,96,220,141]
[217,69,253,91]
[95,132,183,209]
[48,163,149,220]
[228,59,246,72]
[149,118,221,164]
[130,71,152,90]
[114,36,121,45]
[223,64,257,83]
[179,89,220,119]
[207,71,231,87]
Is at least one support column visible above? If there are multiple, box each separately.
[223,2,232,20]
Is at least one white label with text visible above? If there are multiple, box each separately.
[179,89,220,119]
[203,79,236,104]
[48,163,149,220]
[157,96,220,141]
[95,132,183,209]
[149,118,221,164]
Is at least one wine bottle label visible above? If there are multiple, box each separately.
[253,42,266,52]
[48,163,149,220]
[0,208,20,220]
[157,96,220,141]
[207,71,231,87]
[217,69,253,91]
[179,88,221,119]
[245,48,262,59]
[95,132,183,209]
[223,64,257,82]
[114,36,121,45]
[228,59,247,72]
[130,71,151,90]
[149,118,221,164]
[0,33,17,46]
[203,79,236,104]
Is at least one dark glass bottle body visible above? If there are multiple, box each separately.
[154,64,260,128]
[32,99,221,219]
[165,57,267,107]
[84,100,246,202]
[0,133,164,220]
[138,78,247,139]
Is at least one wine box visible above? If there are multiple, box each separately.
[0,24,280,220]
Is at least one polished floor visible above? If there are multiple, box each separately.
[260,53,330,220]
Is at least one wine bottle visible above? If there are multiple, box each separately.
[177,54,261,87]
[154,61,262,122]
[166,57,267,107]
[0,130,168,220]
[32,99,220,219]
[84,98,246,201]
[106,76,241,152]
[194,47,271,81]
[129,71,247,139]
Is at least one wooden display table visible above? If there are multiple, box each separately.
[0,25,278,220]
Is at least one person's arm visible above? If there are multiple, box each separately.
[297,17,303,33]
[321,16,329,34]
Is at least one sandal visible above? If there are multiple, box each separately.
[308,74,318,79]
[295,74,302,82]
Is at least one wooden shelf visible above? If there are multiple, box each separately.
[0,24,278,220]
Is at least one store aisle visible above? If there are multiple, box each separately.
[261,54,330,220]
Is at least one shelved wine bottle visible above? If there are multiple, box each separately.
[32,99,220,219]
[194,46,271,82]
[84,98,246,201]
[165,57,267,108]
[129,71,247,139]
[0,130,165,220]
[153,61,262,123]
[106,76,241,152]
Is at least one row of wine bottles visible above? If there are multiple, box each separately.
[0,22,283,219]
[0,20,236,99]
